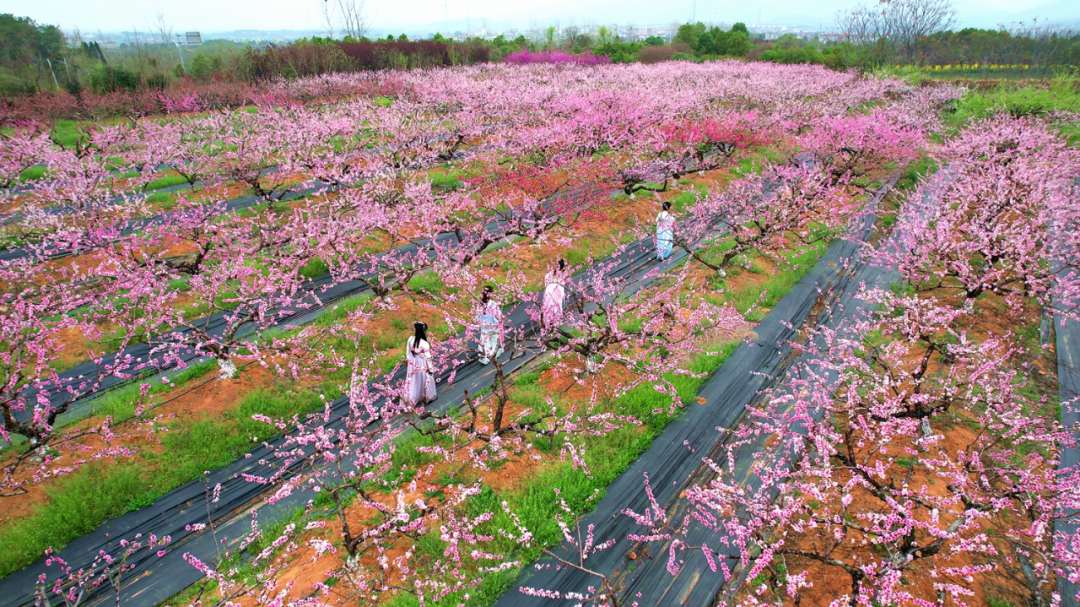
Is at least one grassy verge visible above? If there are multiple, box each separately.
[145,190,179,210]
[145,173,193,191]
[0,383,326,578]
[944,75,1080,145]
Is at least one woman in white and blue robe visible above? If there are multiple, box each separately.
[655,201,676,261]
[478,285,502,364]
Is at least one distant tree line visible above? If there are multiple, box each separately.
[748,35,848,70]
[673,22,752,57]
[0,14,65,92]
[0,12,255,96]
[5,0,1077,104]
[836,0,1079,74]
[918,25,1080,74]
[238,38,492,80]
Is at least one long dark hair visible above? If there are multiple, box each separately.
[413,321,428,346]
[558,258,566,271]
[662,201,671,212]
[481,285,494,304]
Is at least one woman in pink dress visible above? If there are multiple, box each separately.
[542,259,568,328]
[406,321,436,405]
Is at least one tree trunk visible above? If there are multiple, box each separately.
[217,357,238,379]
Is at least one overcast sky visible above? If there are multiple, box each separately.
[1,0,1073,34]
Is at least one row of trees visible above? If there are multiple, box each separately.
[673,21,752,58]
[238,39,493,80]
[837,0,1079,72]
[918,24,1080,73]
[655,114,1080,607]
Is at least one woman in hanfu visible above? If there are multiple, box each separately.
[542,259,568,328]
[405,322,437,405]
[477,285,503,365]
[655,201,676,262]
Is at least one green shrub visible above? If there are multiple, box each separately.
[89,65,140,94]
[299,258,331,280]
[190,54,212,81]
[64,77,82,96]
[144,74,168,91]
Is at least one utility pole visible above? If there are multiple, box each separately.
[690,0,696,23]
[174,33,186,70]
[444,0,449,37]
[45,57,59,89]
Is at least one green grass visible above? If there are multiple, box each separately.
[716,243,831,322]
[671,190,697,214]
[732,155,768,177]
[145,173,192,191]
[17,165,46,182]
[896,157,938,192]
[407,272,453,297]
[946,75,1080,145]
[84,360,218,422]
[510,383,549,410]
[562,244,595,268]
[52,120,87,149]
[299,258,331,281]
[0,386,325,578]
[429,172,464,190]
[513,370,542,386]
[146,190,179,209]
